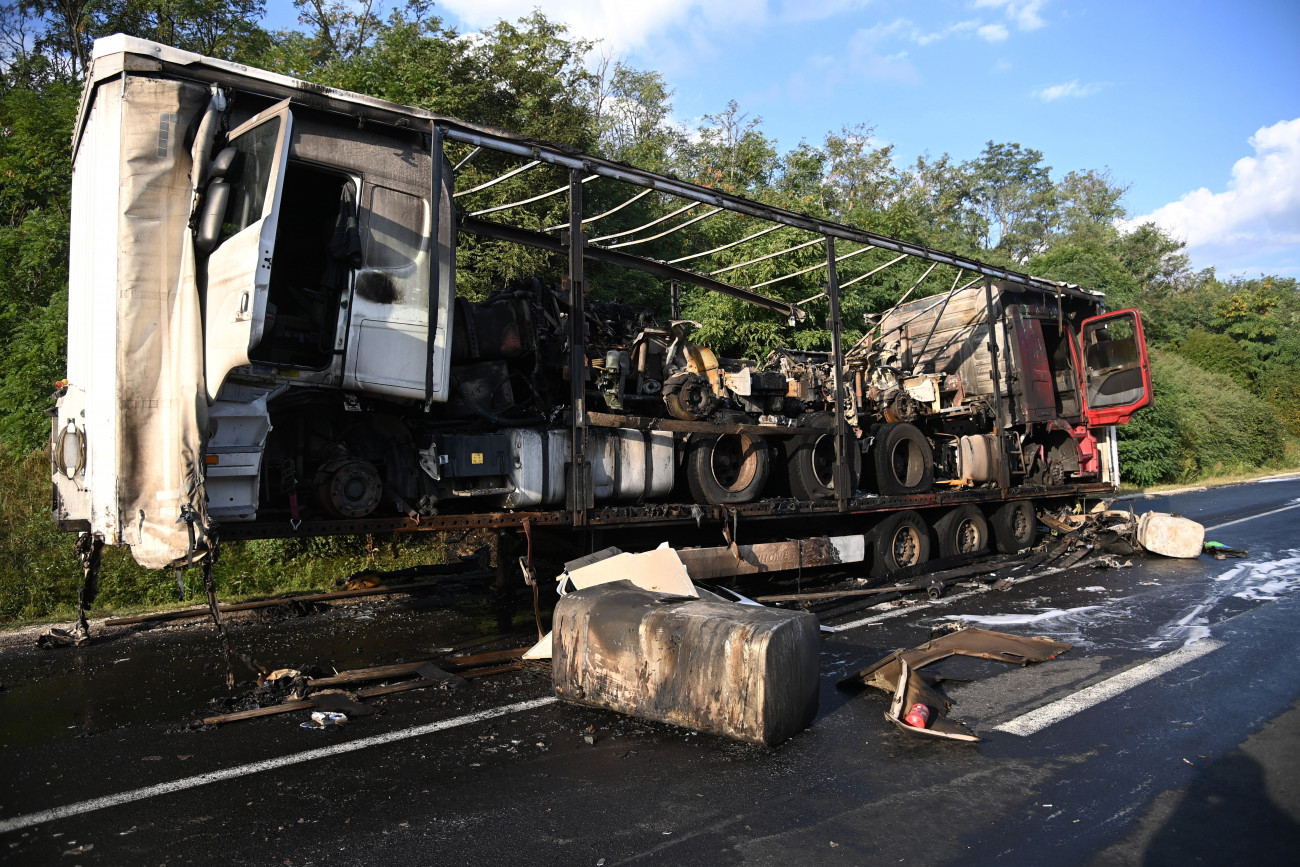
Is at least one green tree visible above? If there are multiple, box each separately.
[96,0,271,61]
[0,82,78,450]
[964,141,1056,263]
[1051,168,1128,245]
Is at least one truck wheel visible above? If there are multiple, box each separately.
[786,413,860,501]
[873,422,933,496]
[686,429,771,505]
[934,505,989,558]
[990,500,1037,553]
[871,510,930,577]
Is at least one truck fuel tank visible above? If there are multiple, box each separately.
[551,581,822,746]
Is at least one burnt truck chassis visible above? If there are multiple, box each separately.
[215,484,1116,539]
[51,38,1152,600]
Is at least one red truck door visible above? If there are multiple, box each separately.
[1077,308,1152,426]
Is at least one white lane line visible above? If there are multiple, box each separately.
[994,639,1224,737]
[0,696,558,835]
[1204,501,1300,533]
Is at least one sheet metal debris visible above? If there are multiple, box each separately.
[199,648,526,725]
[839,627,1071,742]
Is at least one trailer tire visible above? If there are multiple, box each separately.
[990,500,1037,553]
[933,505,990,558]
[871,510,931,577]
[873,422,933,496]
[786,413,860,501]
[685,427,771,505]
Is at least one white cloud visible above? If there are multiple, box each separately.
[847,19,920,84]
[777,0,876,24]
[1123,118,1300,275]
[972,0,1047,31]
[1032,79,1103,101]
[854,16,1005,49]
[914,20,979,46]
[433,0,768,54]
[978,23,1009,42]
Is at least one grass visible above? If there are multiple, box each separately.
[0,447,473,628]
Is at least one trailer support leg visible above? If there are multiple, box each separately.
[72,532,102,643]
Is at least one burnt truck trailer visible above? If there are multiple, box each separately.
[50,36,1152,598]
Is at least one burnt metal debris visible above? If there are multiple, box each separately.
[200,647,528,726]
[839,627,1073,742]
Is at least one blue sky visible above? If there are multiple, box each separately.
[265,1,1300,279]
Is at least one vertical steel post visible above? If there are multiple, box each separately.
[424,123,444,411]
[826,237,851,511]
[982,276,1006,433]
[983,276,1012,490]
[670,280,681,321]
[566,169,589,524]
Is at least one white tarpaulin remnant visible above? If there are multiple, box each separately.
[58,67,212,569]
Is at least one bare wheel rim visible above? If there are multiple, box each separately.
[888,525,921,567]
[811,434,836,488]
[710,433,759,492]
[955,518,982,552]
[888,438,924,487]
[1011,505,1031,540]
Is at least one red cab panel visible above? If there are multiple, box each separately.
[1077,308,1152,426]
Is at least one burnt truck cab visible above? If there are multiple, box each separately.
[872,285,1151,490]
[52,36,461,567]
[51,35,1151,573]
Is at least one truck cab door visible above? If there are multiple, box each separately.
[202,100,293,401]
[1077,308,1152,426]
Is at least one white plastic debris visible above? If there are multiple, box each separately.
[301,711,348,729]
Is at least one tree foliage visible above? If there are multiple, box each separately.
[0,0,1295,483]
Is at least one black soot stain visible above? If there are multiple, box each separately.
[356,270,400,304]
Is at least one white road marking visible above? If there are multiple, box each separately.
[0,696,558,835]
[993,639,1225,737]
[1204,501,1300,532]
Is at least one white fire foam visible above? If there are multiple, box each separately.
[1149,551,1300,648]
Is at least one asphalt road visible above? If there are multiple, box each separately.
[2,478,1298,866]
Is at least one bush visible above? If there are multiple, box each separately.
[1117,348,1285,486]
[1116,393,1183,487]
[1257,366,1300,437]
[1175,329,1255,390]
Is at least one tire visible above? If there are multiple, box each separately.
[685,427,771,505]
[873,422,933,496]
[871,510,931,578]
[933,505,990,558]
[990,500,1037,553]
[786,413,861,501]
